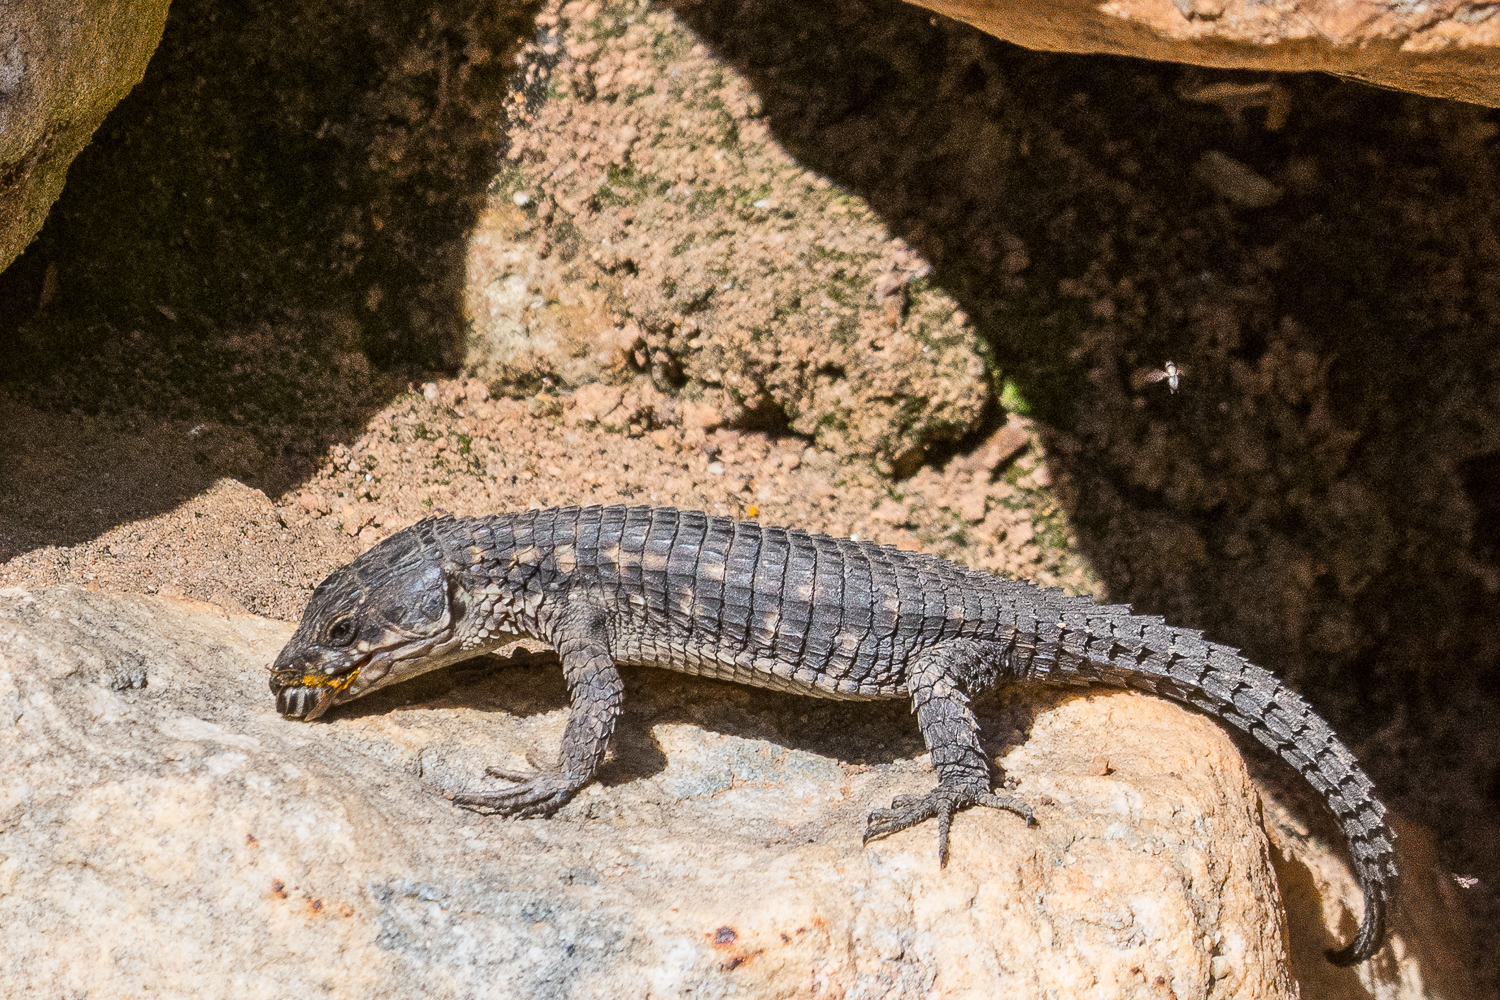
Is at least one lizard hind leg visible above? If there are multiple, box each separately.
[863,640,1034,865]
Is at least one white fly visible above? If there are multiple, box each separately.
[1133,361,1185,394]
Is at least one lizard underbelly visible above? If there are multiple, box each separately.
[612,635,904,700]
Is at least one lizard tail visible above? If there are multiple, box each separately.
[1028,606,1397,965]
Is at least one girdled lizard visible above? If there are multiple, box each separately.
[269,504,1396,964]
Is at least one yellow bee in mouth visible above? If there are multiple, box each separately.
[297,671,360,690]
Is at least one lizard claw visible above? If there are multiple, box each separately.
[864,786,1033,866]
[452,769,582,818]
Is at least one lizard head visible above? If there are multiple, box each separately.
[269,525,465,721]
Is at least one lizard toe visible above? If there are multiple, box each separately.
[452,770,581,818]
[976,792,1034,826]
[863,785,1034,864]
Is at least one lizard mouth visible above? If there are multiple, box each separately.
[272,669,361,721]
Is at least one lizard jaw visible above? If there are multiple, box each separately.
[273,668,362,721]
[269,632,455,720]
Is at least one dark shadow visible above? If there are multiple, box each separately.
[0,0,540,550]
[329,647,572,723]
[322,643,1044,790]
[331,646,922,786]
[328,644,1050,785]
[1270,844,1375,1000]
[661,0,1500,980]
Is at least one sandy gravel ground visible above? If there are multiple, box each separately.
[0,376,1086,622]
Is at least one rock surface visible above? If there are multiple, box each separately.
[909,0,1500,108]
[0,585,1438,998]
[0,0,171,273]
[468,0,994,471]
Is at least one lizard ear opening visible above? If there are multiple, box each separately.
[442,561,469,625]
[416,563,448,622]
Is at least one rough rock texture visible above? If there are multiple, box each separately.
[0,0,171,273]
[0,585,1437,998]
[908,0,1500,109]
[468,0,994,472]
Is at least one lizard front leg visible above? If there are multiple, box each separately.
[864,640,1033,864]
[452,603,622,818]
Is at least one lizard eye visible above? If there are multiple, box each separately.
[325,618,356,647]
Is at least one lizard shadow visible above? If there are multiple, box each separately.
[328,648,1380,840]
[1270,845,1384,1000]
[329,646,1048,789]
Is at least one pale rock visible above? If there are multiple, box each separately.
[0,587,1450,998]
[563,382,624,427]
[297,492,332,515]
[955,416,1031,476]
[464,199,632,393]
[678,398,724,433]
[956,491,988,523]
[1197,151,1284,208]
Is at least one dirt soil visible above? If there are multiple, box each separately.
[1,0,1497,987]
[0,378,1076,620]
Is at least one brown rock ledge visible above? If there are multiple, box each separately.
[909,0,1500,108]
